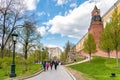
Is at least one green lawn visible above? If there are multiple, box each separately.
[69,56,120,80]
[76,57,84,62]
[0,64,42,80]
[67,57,83,64]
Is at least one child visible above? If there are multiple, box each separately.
[46,62,50,70]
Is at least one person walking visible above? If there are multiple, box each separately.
[42,61,46,71]
[46,61,50,70]
[50,60,54,70]
[54,60,58,70]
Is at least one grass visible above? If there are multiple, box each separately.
[0,64,42,80]
[69,56,120,80]
[76,57,84,62]
[67,57,84,64]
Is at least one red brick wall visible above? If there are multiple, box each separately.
[88,22,103,45]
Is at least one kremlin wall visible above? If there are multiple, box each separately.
[73,0,120,58]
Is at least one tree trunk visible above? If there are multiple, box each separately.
[107,48,110,63]
[24,42,28,59]
[1,45,4,58]
[25,49,27,59]
[116,49,119,67]
[89,52,91,61]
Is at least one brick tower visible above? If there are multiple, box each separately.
[88,5,103,45]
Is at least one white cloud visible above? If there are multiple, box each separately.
[37,11,46,16]
[24,0,40,10]
[55,0,70,6]
[46,0,117,38]
[70,3,77,8]
[46,37,55,40]
[16,43,23,53]
[37,26,48,36]
[45,44,64,51]
[46,44,58,47]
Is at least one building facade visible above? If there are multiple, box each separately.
[73,5,103,53]
[48,47,62,59]
[102,0,120,26]
[73,33,88,52]
[72,0,120,54]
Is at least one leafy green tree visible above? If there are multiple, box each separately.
[36,50,42,63]
[64,40,70,58]
[53,56,57,60]
[99,23,114,62]
[102,7,120,67]
[60,52,67,64]
[83,33,96,61]
[42,48,49,61]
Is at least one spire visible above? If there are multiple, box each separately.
[94,5,98,10]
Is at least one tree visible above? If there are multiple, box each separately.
[34,50,41,63]
[99,23,114,62]
[83,33,96,61]
[0,0,27,58]
[60,52,66,63]
[53,56,57,60]
[43,48,49,61]
[64,40,71,58]
[28,49,42,63]
[102,7,120,67]
[17,21,41,59]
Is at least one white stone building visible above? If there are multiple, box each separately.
[48,47,62,59]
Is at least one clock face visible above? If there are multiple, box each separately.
[95,16,101,21]
[96,17,100,21]
[92,15,101,22]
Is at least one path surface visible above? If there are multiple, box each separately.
[25,65,75,80]
[65,56,91,66]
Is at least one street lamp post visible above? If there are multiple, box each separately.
[10,33,18,77]
[41,48,44,62]
[50,53,52,60]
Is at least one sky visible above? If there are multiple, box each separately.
[23,0,117,50]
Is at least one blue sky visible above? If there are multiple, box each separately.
[24,0,117,50]
[36,0,85,48]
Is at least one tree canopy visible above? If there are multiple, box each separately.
[99,7,120,67]
[83,33,96,60]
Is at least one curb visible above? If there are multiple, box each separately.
[8,69,43,80]
[64,66,76,80]
[20,69,43,80]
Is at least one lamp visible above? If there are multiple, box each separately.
[41,48,44,62]
[10,32,18,77]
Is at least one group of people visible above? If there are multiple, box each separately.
[42,60,59,71]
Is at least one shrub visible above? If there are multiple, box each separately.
[1,57,11,76]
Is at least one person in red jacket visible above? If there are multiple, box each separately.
[46,61,50,70]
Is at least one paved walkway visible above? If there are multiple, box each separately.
[25,65,75,80]
[65,56,91,66]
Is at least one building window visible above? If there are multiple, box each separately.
[107,17,112,22]
[103,21,106,28]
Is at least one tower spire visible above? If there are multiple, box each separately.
[94,5,98,10]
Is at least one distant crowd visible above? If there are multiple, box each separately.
[42,60,60,71]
